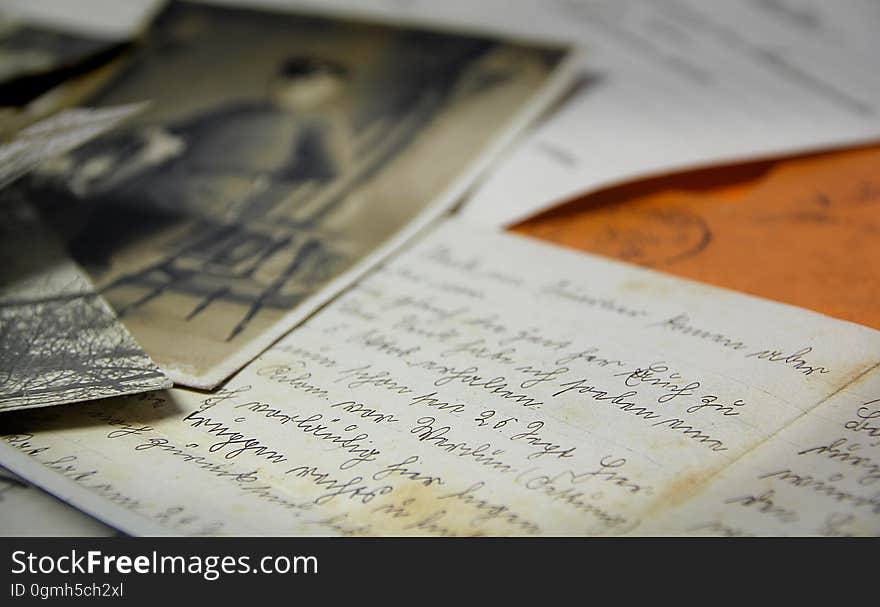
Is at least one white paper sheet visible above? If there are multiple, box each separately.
[466,0,880,225]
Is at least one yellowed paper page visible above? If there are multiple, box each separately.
[639,366,880,536]
[0,218,876,535]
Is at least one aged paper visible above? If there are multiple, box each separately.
[0,103,146,188]
[512,144,880,330]
[0,218,877,535]
[15,0,576,389]
[0,199,171,412]
[0,467,113,536]
[640,369,880,536]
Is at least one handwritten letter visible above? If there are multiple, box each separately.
[1,219,877,535]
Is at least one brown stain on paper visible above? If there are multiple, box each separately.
[639,468,718,523]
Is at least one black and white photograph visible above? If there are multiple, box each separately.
[0,0,877,597]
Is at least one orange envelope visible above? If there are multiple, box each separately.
[511,145,880,330]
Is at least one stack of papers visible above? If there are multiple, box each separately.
[0,0,877,536]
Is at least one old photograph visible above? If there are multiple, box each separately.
[0,198,170,411]
[15,1,569,387]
